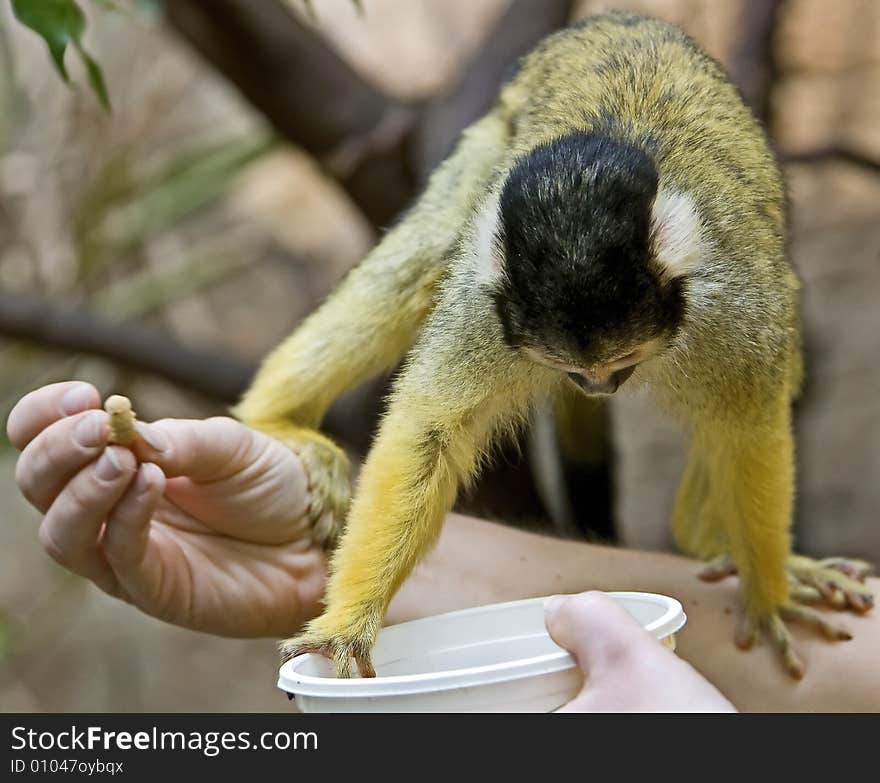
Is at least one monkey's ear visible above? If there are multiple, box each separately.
[651,189,703,280]
[472,190,506,284]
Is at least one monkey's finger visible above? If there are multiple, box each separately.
[780,604,852,642]
[788,583,822,604]
[819,558,874,582]
[698,555,737,582]
[733,614,758,650]
[797,568,872,611]
[15,409,111,513]
[7,381,101,451]
[354,653,376,679]
[821,586,847,609]
[38,446,137,596]
[766,615,805,679]
[102,462,166,574]
[312,510,336,547]
[847,592,873,613]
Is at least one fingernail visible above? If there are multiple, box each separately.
[133,464,154,495]
[95,448,122,481]
[74,411,105,448]
[61,385,94,415]
[134,421,168,452]
[544,595,567,617]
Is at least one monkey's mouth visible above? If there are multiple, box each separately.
[567,365,636,396]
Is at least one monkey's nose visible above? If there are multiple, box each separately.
[567,372,617,396]
[568,365,636,396]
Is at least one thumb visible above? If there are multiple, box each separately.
[545,591,653,676]
[131,416,257,481]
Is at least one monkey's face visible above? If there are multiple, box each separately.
[482,132,701,395]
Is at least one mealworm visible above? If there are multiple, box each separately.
[105,394,137,446]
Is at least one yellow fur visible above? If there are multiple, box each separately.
[238,14,868,678]
[233,109,510,545]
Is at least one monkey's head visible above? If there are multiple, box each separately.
[479,132,702,396]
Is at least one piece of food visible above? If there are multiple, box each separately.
[105,394,137,446]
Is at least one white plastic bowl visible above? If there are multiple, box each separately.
[278,591,686,713]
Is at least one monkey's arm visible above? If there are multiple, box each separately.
[284,286,554,675]
[232,110,510,543]
[678,395,870,677]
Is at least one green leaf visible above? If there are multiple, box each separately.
[75,42,110,110]
[11,0,111,109]
[11,0,85,81]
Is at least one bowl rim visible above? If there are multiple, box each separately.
[278,591,686,699]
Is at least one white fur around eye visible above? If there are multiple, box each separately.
[651,188,703,279]
[472,189,505,284]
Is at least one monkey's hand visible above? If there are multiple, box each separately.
[785,555,874,612]
[701,553,874,612]
[700,553,874,678]
[244,422,351,549]
[280,604,380,678]
[296,433,352,549]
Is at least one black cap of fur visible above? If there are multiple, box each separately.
[491,132,684,362]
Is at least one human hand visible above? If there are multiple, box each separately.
[545,591,737,712]
[8,382,327,638]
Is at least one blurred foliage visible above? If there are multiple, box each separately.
[0,130,273,425]
[74,134,274,284]
[7,0,368,118]
[10,0,110,109]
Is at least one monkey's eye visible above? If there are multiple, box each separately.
[612,349,637,364]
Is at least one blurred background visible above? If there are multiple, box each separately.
[0,0,877,711]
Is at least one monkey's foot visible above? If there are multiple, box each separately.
[280,614,377,679]
[700,554,874,613]
[734,605,853,679]
[296,438,352,549]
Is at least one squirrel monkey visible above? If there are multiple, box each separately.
[234,13,874,679]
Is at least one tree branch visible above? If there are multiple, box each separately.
[414,0,574,178]
[781,146,880,174]
[729,0,783,125]
[0,290,387,446]
[0,291,254,402]
[165,0,420,227]
[165,0,576,226]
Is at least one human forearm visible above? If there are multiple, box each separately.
[388,514,879,712]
